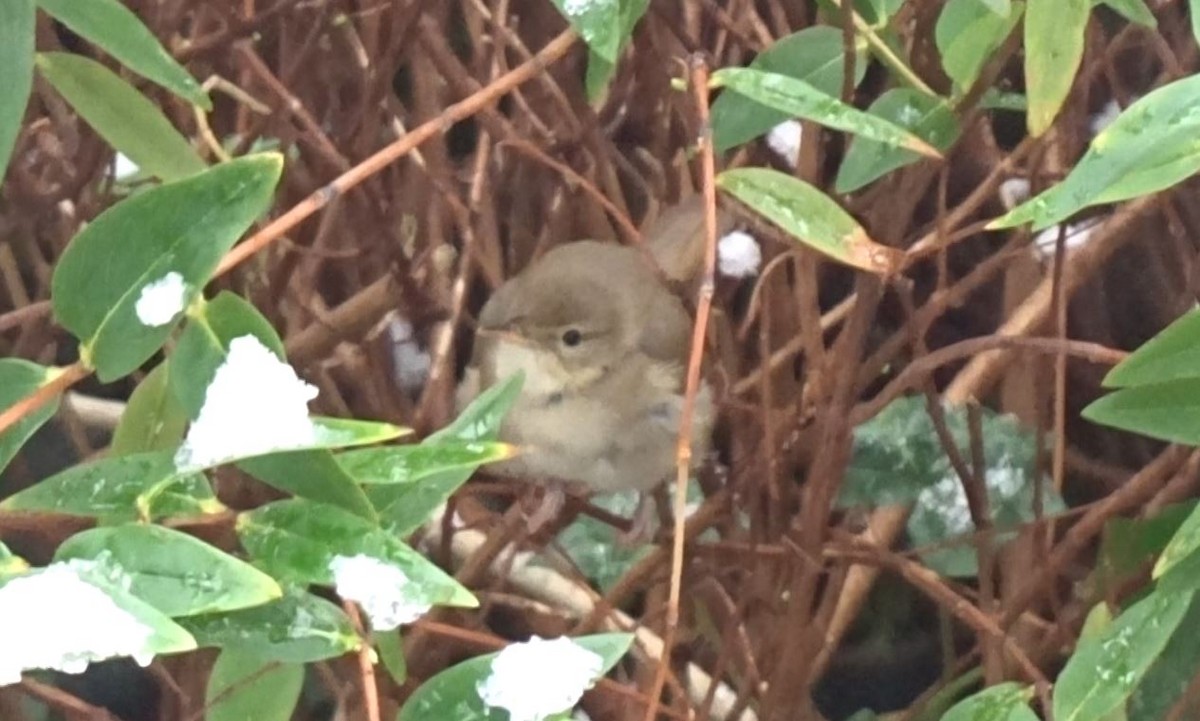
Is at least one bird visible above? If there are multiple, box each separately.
[455,197,728,538]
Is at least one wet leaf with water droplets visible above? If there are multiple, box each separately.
[0,450,219,520]
[711,26,869,151]
[836,88,960,193]
[369,372,524,535]
[1053,589,1193,721]
[54,524,282,617]
[397,633,633,721]
[990,74,1200,231]
[178,588,360,663]
[711,67,942,158]
[941,682,1037,721]
[51,154,282,381]
[717,167,902,275]
[336,441,516,485]
[237,498,476,609]
[840,397,1064,577]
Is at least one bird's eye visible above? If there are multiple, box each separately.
[561,329,583,347]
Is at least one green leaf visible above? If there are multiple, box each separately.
[835,89,960,193]
[376,631,408,685]
[240,451,377,522]
[179,588,360,663]
[35,52,205,182]
[370,372,524,535]
[1129,593,1200,721]
[397,633,634,721]
[711,26,869,151]
[2,559,197,671]
[559,489,656,591]
[991,74,1200,231]
[1094,0,1156,26]
[237,499,476,609]
[549,0,622,62]
[716,167,902,275]
[335,442,516,485]
[34,0,210,109]
[1053,590,1193,721]
[0,450,220,520]
[1153,501,1200,594]
[171,291,286,419]
[711,67,941,158]
[583,0,649,100]
[1103,309,1200,388]
[1095,502,1194,591]
[206,649,303,721]
[54,524,281,617]
[935,0,1024,93]
[51,153,283,382]
[111,362,189,455]
[1082,378,1200,445]
[941,682,1037,721]
[166,290,377,518]
[1024,0,1090,136]
[0,541,30,579]
[0,360,60,476]
[0,0,34,179]
[840,397,1064,577]
[1192,0,1200,50]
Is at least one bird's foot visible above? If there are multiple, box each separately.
[615,491,657,548]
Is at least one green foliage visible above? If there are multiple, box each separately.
[205,649,304,721]
[841,397,1064,577]
[54,524,281,617]
[0,0,35,179]
[1085,310,1200,445]
[0,360,59,476]
[1053,590,1193,720]
[171,291,287,418]
[0,541,29,579]
[51,154,282,381]
[582,0,648,99]
[397,633,634,721]
[336,442,516,485]
[179,589,360,663]
[0,450,219,521]
[1095,0,1156,26]
[110,362,189,455]
[34,0,210,108]
[993,74,1200,231]
[717,168,892,273]
[935,0,1024,94]
[1103,309,1200,388]
[1023,0,1089,136]
[369,372,523,535]
[710,26,868,151]
[376,631,408,685]
[237,498,477,608]
[835,89,960,193]
[711,67,939,158]
[940,682,1037,721]
[35,52,206,181]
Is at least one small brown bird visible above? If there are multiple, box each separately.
[456,198,727,535]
